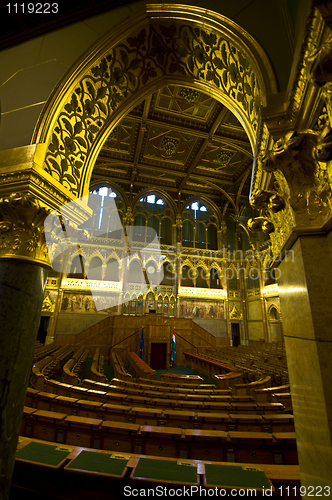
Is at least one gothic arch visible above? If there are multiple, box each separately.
[33,4,277,201]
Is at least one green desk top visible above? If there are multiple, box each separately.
[15,441,72,468]
[132,458,199,484]
[65,450,129,477]
[204,464,272,490]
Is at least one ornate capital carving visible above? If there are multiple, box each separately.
[248,127,332,258]
[312,0,332,29]
[260,129,332,226]
[0,193,51,267]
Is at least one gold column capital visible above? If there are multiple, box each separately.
[0,193,51,268]
[249,127,332,259]
[0,145,92,267]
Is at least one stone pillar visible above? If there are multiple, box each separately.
[0,261,48,498]
[224,261,232,345]
[175,249,181,317]
[0,193,50,500]
[278,233,332,493]
[239,267,249,345]
[257,259,268,342]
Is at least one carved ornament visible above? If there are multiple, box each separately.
[230,304,242,320]
[249,127,332,257]
[0,193,51,267]
[42,19,265,196]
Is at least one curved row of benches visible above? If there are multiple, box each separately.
[13,436,300,499]
[25,386,295,433]
[111,351,132,380]
[38,378,287,414]
[63,347,89,385]
[20,405,298,465]
[90,348,108,383]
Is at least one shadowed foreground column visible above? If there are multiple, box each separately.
[0,193,51,500]
[278,234,332,495]
[0,260,48,499]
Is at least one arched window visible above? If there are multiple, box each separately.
[84,185,125,238]
[182,201,218,250]
[128,260,144,283]
[210,268,222,289]
[145,260,159,286]
[181,265,194,287]
[105,258,119,281]
[196,267,208,288]
[132,194,173,245]
[160,261,174,286]
[88,256,102,280]
[68,255,85,279]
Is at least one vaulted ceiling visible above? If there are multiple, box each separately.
[92,84,253,213]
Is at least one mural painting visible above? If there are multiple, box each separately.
[61,293,119,314]
[179,299,224,319]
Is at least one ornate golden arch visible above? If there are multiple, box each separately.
[33,4,277,200]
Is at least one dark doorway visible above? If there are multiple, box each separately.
[231,323,240,347]
[37,316,50,344]
[150,343,167,370]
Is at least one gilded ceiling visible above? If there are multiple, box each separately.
[92,84,253,212]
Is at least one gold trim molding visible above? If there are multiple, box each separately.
[62,278,122,292]
[178,286,226,299]
[33,4,277,199]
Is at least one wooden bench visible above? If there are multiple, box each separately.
[232,375,272,396]
[214,371,243,389]
[127,352,156,380]
[111,351,132,380]
[91,348,108,383]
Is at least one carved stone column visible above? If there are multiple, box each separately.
[278,234,332,492]
[0,193,50,499]
[249,127,332,494]
[239,267,249,345]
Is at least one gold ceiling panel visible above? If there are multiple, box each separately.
[144,126,195,164]
[94,84,253,206]
[154,85,217,122]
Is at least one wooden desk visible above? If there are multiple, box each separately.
[85,389,108,402]
[53,396,79,414]
[228,431,274,464]
[196,412,230,431]
[102,420,140,453]
[130,407,163,425]
[33,391,58,411]
[65,416,103,448]
[228,414,263,432]
[163,409,196,428]
[65,449,129,478]
[30,410,68,442]
[160,373,204,385]
[14,436,301,497]
[272,432,298,465]
[130,457,199,486]
[75,399,104,419]
[262,414,295,432]
[185,428,227,461]
[102,403,132,422]
[140,425,183,458]
[203,463,273,491]
[15,440,73,469]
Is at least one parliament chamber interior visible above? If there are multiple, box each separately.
[0,1,332,499]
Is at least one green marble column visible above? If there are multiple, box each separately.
[0,260,48,500]
[278,233,332,494]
